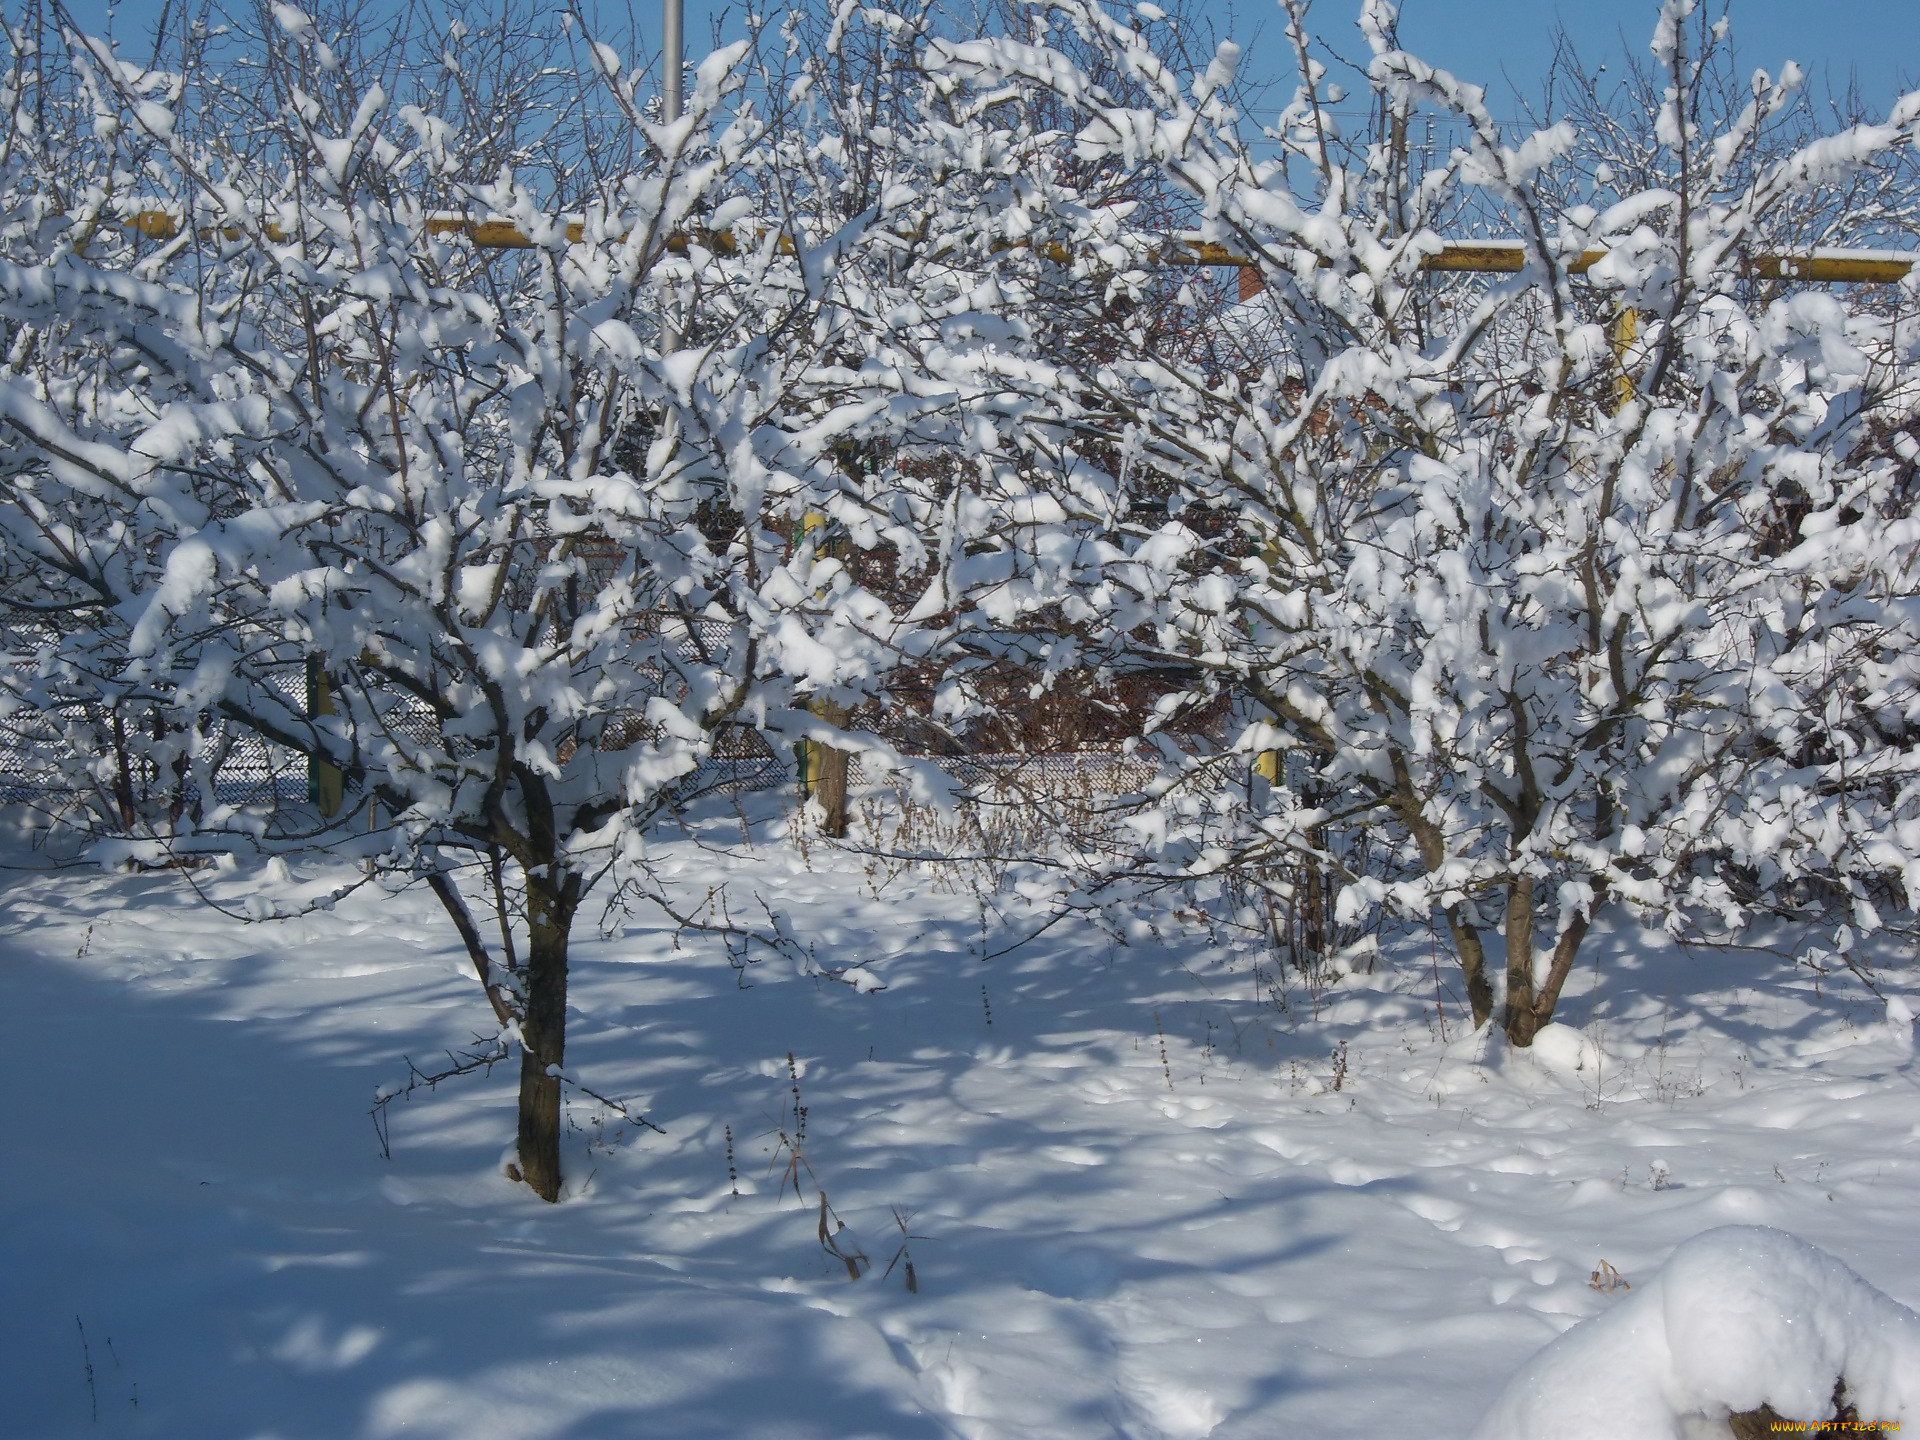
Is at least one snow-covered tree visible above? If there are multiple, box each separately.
[0,5,1028,1197]
[928,0,1920,1043]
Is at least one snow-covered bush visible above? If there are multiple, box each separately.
[927,0,1920,1043]
[0,5,1032,1198]
[1474,1226,1920,1439]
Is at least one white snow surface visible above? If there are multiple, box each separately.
[1473,1226,1920,1438]
[5,799,1920,1439]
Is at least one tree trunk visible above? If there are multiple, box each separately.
[813,742,851,839]
[1499,876,1603,1046]
[1443,903,1495,1029]
[108,705,136,832]
[1523,900,1598,1042]
[1388,749,1492,1029]
[1298,804,1330,965]
[1503,875,1541,1046]
[516,881,576,1203]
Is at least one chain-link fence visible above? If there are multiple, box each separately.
[0,703,1162,821]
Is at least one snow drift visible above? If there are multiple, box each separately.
[1474,1226,1920,1438]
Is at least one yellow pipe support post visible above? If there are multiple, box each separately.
[1253,535,1283,785]
[806,713,851,839]
[305,656,343,818]
[793,510,825,803]
[1614,307,1639,414]
[795,512,852,838]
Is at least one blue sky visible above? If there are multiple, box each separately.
[1261,1,1918,115]
[61,0,1920,120]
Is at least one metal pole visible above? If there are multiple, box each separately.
[658,0,685,572]
[661,0,685,357]
[662,0,683,122]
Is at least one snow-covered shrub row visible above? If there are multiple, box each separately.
[1,0,1918,1200]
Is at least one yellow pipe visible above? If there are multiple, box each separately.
[116,210,1915,283]
[123,209,761,254]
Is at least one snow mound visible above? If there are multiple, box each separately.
[1524,1023,1603,1080]
[1887,995,1915,1049]
[1473,1226,1920,1439]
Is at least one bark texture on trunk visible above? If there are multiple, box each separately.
[1502,875,1541,1046]
[1389,748,1495,1030]
[516,882,575,1203]
[1443,903,1495,1029]
[1501,878,1601,1048]
[813,743,851,839]
[1526,906,1594,1038]
[110,706,136,831]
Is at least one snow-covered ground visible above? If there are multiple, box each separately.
[6,798,1920,1439]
